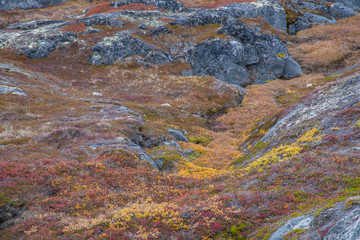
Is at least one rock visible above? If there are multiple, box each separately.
[269,215,313,240]
[327,0,360,12]
[38,128,84,144]
[144,50,172,64]
[116,137,158,169]
[150,25,172,36]
[25,33,76,59]
[260,65,360,149]
[0,0,68,11]
[164,140,182,150]
[330,3,355,19]
[90,34,154,65]
[111,0,186,12]
[170,0,287,31]
[0,204,23,230]
[77,14,124,27]
[187,20,302,87]
[303,12,336,25]
[7,20,64,30]
[288,17,312,35]
[0,85,26,96]
[307,202,360,240]
[269,202,360,240]
[168,129,189,142]
[154,158,175,172]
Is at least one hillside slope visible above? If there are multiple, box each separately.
[0,0,360,239]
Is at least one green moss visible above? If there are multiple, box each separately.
[188,135,212,146]
[283,228,305,240]
[293,190,309,203]
[284,6,300,25]
[188,150,202,161]
[0,193,10,206]
[355,120,360,129]
[246,113,281,142]
[232,154,248,166]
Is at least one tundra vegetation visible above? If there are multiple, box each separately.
[0,0,360,239]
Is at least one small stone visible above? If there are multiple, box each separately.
[0,85,27,96]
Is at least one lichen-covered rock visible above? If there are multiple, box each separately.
[144,50,172,64]
[0,204,23,230]
[308,203,360,240]
[186,20,302,87]
[330,2,355,19]
[90,34,154,65]
[0,0,68,11]
[6,20,64,30]
[171,0,287,31]
[168,129,189,142]
[0,85,26,96]
[25,33,76,59]
[77,14,124,27]
[269,215,313,240]
[269,202,360,240]
[327,0,360,11]
[150,25,172,36]
[111,0,186,12]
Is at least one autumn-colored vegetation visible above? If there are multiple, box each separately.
[1,1,360,239]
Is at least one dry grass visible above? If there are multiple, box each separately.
[289,15,360,73]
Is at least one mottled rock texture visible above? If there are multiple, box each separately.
[0,0,68,11]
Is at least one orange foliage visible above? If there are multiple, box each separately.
[85,3,115,16]
[60,22,87,33]
[159,17,176,23]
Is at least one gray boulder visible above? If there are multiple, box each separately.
[269,215,313,240]
[144,50,172,64]
[307,202,360,240]
[90,34,154,65]
[330,3,355,19]
[25,33,76,59]
[186,20,302,87]
[0,85,26,96]
[327,0,360,12]
[171,0,287,31]
[7,20,64,30]
[168,129,189,142]
[111,0,186,12]
[0,0,68,11]
[77,14,124,27]
[150,26,173,36]
[288,17,312,35]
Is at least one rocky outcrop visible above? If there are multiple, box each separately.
[285,0,357,35]
[111,0,186,12]
[186,20,302,86]
[0,85,26,96]
[327,0,360,11]
[90,34,154,65]
[0,0,68,11]
[269,201,360,240]
[171,0,287,31]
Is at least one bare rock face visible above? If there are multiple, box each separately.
[90,34,154,65]
[0,0,68,11]
[269,202,360,240]
[171,0,287,31]
[186,20,302,87]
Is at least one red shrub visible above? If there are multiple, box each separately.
[60,22,86,33]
